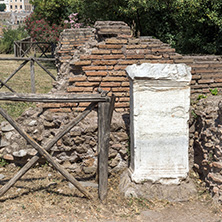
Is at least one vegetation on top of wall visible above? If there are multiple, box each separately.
[30,0,222,55]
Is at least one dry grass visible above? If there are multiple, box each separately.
[0,53,57,122]
[0,54,57,94]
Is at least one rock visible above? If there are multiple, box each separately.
[0,139,10,148]
[83,166,96,174]
[3,154,14,161]
[74,136,85,145]
[76,145,87,154]
[13,150,27,158]
[4,132,13,140]
[114,132,128,142]
[0,174,5,180]
[1,122,14,132]
[28,120,37,126]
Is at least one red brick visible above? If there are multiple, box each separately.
[192,75,201,80]
[140,60,173,64]
[119,97,130,102]
[126,45,148,49]
[126,54,144,59]
[103,77,128,82]
[80,55,103,60]
[121,82,130,86]
[145,55,162,59]
[69,76,87,82]
[91,49,111,54]
[67,86,93,92]
[214,78,222,83]
[82,66,112,71]
[88,77,102,81]
[100,82,121,87]
[98,44,122,49]
[151,48,175,53]
[112,50,123,54]
[105,38,128,44]
[103,55,125,60]
[114,65,127,70]
[75,82,100,87]
[174,59,194,63]
[198,79,214,84]
[191,64,209,68]
[49,108,71,113]
[85,71,107,76]
[73,60,91,66]
[93,60,117,66]
[118,60,137,65]
[115,102,129,108]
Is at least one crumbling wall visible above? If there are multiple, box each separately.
[192,95,222,202]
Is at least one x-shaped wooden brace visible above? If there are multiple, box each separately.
[0,103,96,199]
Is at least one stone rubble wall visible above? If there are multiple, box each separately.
[191,95,222,202]
[0,108,129,177]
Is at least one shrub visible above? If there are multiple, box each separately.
[0,26,28,54]
[24,13,68,43]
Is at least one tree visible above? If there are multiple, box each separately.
[0,3,6,11]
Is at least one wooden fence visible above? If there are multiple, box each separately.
[0,92,115,202]
[0,57,56,93]
[14,37,56,58]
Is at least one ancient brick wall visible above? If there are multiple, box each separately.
[55,22,222,112]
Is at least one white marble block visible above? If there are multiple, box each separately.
[126,63,191,184]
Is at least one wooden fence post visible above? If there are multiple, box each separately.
[30,58,36,93]
[98,95,115,202]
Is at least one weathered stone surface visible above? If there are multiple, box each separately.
[126,63,191,184]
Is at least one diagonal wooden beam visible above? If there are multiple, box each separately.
[0,80,15,92]
[0,60,29,90]
[0,103,96,199]
[33,58,56,80]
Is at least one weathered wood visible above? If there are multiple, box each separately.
[0,102,96,197]
[0,106,94,199]
[98,95,115,202]
[0,57,55,61]
[0,60,29,90]
[30,59,36,93]
[0,92,110,103]
[33,58,56,80]
[0,80,15,93]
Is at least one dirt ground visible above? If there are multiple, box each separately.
[0,163,221,222]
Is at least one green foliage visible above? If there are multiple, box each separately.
[0,3,6,11]
[29,0,222,54]
[191,110,198,119]
[197,94,207,100]
[209,88,218,95]
[0,27,28,54]
[30,0,74,25]
[0,158,8,167]
[24,13,67,42]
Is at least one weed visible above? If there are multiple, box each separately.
[0,158,8,167]
[197,94,207,100]
[191,110,197,118]
[209,88,218,96]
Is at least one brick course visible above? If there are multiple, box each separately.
[55,21,222,112]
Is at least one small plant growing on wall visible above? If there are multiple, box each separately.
[209,88,218,96]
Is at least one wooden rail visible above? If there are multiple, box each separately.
[0,92,115,202]
[14,39,56,58]
[0,57,56,93]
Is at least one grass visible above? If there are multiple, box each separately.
[0,53,57,122]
